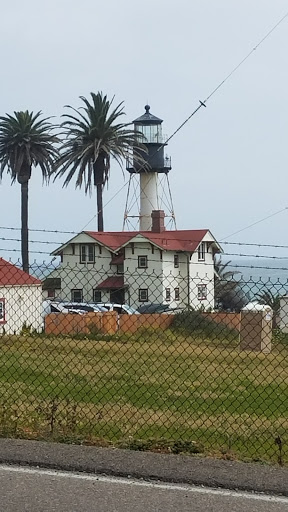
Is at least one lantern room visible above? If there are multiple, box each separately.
[127,105,171,173]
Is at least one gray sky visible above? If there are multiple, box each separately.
[1,0,288,262]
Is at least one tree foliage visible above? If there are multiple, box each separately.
[53,92,147,231]
[214,256,249,312]
[0,111,59,271]
[256,289,281,328]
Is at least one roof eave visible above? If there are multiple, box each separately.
[51,231,119,256]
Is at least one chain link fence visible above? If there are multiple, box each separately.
[0,258,288,464]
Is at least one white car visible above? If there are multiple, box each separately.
[43,301,106,317]
[94,303,139,315]
[241,301,272,312]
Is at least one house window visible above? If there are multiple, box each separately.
[197,284,207,300]
[138,256,148,268]
[198,242,206,261]
[0,299,5,324]
[165,288,171,301]
[175,288,180,301]
[71,289,83,302]
[117,263,124,275]
[47,289,55,299]
[139,289,148,302]
[174,254,179,268]
[93,290,102,302]
[80,244,95,263]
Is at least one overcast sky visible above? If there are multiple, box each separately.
[1,0,288,263]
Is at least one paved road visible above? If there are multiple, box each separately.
[1,439,288,497]
[1,465,288,512]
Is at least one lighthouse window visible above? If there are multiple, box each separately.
[139,124,162,143]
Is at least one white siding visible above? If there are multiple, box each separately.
[50,239,113,302]
[0,285,43,335]
[48,231,218,310]
[189,234,215,310]
[125,241,163,307]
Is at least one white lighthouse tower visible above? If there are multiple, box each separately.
[124,105,175,231]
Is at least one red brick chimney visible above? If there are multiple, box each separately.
[151,210,165,233]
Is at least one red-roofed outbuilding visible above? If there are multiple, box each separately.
[0,258,43,335]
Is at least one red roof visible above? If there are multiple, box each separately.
[0,258,41,286]
[97,276,125,289]
[85,230,209,252]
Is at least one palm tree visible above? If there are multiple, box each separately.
[214,256,248,311]
[256,289,280,328]
[0,111,59,272]
[53,92,147,232]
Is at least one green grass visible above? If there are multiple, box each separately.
[0,330,288,464]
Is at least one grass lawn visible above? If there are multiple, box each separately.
[0,330,288,464]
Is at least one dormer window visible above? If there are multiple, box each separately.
[138,256,148,268]
[198,242,206,261]
[80,244,95,263]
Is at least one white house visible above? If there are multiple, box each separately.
[0,258,43,335]
[45,211,222,311]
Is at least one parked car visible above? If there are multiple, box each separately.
[137,303,182,314]
[62,302,107,313]
[43,301,106,317]
[241,302,272,313]
[94,303,139,315]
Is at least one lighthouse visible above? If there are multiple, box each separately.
[125,105,173,231]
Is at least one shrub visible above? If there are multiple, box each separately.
[172,310,237,342]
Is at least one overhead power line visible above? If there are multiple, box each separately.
[80,10,288,231]
[221,207,288,241]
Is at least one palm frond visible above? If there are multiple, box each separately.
[0,110,59,183]
[53,92,147,192]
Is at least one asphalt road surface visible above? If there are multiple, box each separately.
[1,465,288,512]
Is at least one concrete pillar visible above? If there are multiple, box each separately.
[239,311,272,353]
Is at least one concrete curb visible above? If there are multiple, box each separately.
[0,439,287,496]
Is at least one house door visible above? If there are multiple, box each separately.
[110,288,125,304]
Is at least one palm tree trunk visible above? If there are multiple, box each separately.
[94,156,105,232]
[96,183,104,232]
[21,181,29,273]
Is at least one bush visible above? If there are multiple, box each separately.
[172,310,237,342]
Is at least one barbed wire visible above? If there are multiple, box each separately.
[1,228,288,250]
[2,238,288,260]
[1,245,288,272]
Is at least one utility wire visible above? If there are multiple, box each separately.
[80,10,288,231]
[221,207,288,241]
